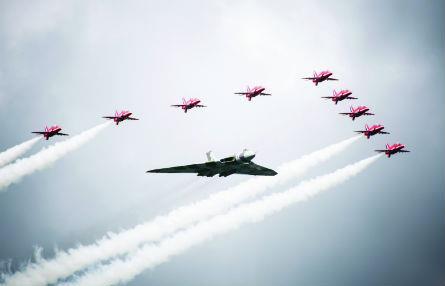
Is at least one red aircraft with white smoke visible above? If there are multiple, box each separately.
[322,89,357,104]
[32,125,69,140]
[234,86,272,101]
[375,143,410,158]
[355,124,389,139]
[171,98,206,113]
[102,110,139,125]
[302,70,338,86]
[339,106,374,121]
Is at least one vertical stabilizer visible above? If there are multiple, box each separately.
[206,151,215,162]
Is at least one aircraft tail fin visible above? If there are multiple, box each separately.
[386,143,390,149]
[365,124,369,131]
[206,151,215,162]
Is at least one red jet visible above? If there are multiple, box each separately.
[375,143,410,158]
[302,70,338,86]
[171,98,206,113]
[234,86,272,101]
[322,89,357,104]
[32,125,69,140]
[354,124,389,139]
[103,110,139,125]
[339,106,374,121]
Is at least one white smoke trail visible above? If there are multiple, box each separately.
[0,122,110,191]
[0,135,359,286]
[0,137,41,168]
[65,154,381,286]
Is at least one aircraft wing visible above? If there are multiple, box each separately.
[348,97,358,99]
[127,117,139,120]
[364,113,375,115]
[102,116,118,119]
[374,150,387,153]
[146,162,222,177]
[399,150,410,153]
[31,131,46,134]
[354,130,366,133]
[339,112,353,115]
[321,96,335,99]
[260,93,272,96]
[327,78,339,81]
[234,92,249,95]
[379,131,390,134]
[234,162,277,176]
[171,105,185,107]
[195,105,207,107]
[57,133,69,136]
[302,77,316,80]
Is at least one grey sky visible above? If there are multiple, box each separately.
[0,0,444,285]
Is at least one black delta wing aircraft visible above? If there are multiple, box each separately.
[146,149,277,177]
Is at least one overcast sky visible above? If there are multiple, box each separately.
[0,0,444,285]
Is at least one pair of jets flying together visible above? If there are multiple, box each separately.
[169,86,272,113]
[303,70,410,158]
[31,111,138,140]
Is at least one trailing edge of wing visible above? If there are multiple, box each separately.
[236,162,277,176]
